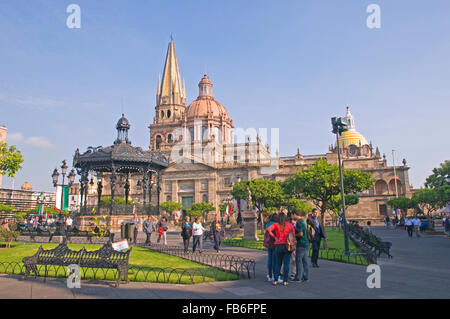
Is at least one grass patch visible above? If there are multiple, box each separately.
[0,242,238,284]
[223,227,368,265]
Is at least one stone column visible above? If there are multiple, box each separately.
[242,210,258,241]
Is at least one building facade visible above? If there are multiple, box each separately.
[85,39,414,223]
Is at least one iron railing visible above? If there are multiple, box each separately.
[0,261,238,284]
[144,244,256,279]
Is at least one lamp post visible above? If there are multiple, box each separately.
[331,117,350,256]
[51,160,76,238]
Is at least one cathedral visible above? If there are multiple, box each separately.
[144,39,413,222]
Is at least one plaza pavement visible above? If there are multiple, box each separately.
[0,226,449,299]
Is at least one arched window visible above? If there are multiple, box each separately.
[155,135,162,150]
[202,194,208,202]
[389,179,402,195]
[202,126,207,140]
[160,110,164,118]
[375,180,388,195]
[167,110,171,118]
[168,134,173,143]
[189,127,194,141]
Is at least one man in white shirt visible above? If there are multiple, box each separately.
[65,216,73,231]
[405,217,414,237]
[412,217,421,238]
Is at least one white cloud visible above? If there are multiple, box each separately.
[25,136,53,149]
[5,132,53,149]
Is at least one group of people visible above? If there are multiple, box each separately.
[180,215,225,253]
[133,213,226,252]
[133,214,169,245]
[264,208,325,286]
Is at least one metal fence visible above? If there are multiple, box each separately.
[144,244,256,279]
[0,261,238,285]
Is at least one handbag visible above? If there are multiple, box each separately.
[286,230,297,252]
[263,229,275,249]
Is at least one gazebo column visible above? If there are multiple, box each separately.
[125,173,130,206]
[142,170,148,210]
[148,171,153,208]
[156,171,161,215]
[97,172,103,215]
[110,171,116,215]
[81,170,89,212]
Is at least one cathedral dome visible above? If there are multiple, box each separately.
[339,130,369,148]
[21,181,32,191]
[338,107,369,148]
[186,75,231,121]
[116,114,130,130]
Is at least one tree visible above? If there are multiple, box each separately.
[0,142,24,178]
[328,194,359,227]
[412,186,450,228]
[425,160,450,189]
[191,202,216,222]
[0,227,20,248]
[283,196,314,214]
[232,179,284,232]
[387,197,415,218]
[282,158,374,249]
[0,203,14,213]
[160,201,183,219]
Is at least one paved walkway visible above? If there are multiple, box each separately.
[0,227,449,299]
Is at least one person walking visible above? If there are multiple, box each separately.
[445,214,450,236]
[364,221,372,234]
[405,216,414,237]
[293,211,309,282]
[131,213,141,244]
[192,217,206,253]
[143,216,156,245]
[181,216,193,253]
[65,216,73,232]
[384,215,390,229]
[157,217,168,245]
[412,216,421,238]
[264,213,279,282]
[211,215,225,253]
[307,209,325,268]
[266,212,295,286]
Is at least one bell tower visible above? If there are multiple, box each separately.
[149,38,186,154]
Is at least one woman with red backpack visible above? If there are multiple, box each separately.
[266,212,296,286]
[263,213,279,282]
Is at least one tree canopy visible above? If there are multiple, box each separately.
[160,201,183,213]
[387,197,416,216]
[425,160,450,189]
[412,186,450,217]
[0,142,24,178]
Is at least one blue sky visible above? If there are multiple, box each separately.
[0,0,449,192]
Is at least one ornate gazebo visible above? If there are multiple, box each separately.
[73,114,169,215]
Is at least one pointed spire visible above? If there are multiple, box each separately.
[158,38,185,106]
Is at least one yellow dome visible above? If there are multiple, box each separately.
[21,181,32,191]
[339,129,368,148]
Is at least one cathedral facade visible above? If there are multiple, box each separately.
[145,39,414,222]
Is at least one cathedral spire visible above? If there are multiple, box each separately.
[158,38,186,106]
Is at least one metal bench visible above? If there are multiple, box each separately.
[22,243,132,286]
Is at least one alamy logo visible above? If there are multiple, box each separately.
[366,4,381,29]
[366,264,381,288]
[67,264,81,288]
[66,4,81,29]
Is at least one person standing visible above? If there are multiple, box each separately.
[266,212,295,286]
[412,216,421,238]
[65,216,73,232]
[264,213,278,282]
[192,217,206,253]
[293,211,309,282]
[364,221,372,234]
[157,217,168,245]
[181,216,193,253]
[405,216,414,237]
[211,215,225,253]
[143,216,156,245]
[32,216,40,231]
[385,215,390,229]
[307,209,325,268]
[131,214,141,244]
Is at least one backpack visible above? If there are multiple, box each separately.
[286,230,297,252]
[263,229,275,249]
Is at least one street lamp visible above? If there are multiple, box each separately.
[331,116,350,256]
[51,160,76,239]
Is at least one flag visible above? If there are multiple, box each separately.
[226,204,231,216]
[55,186,69,211]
